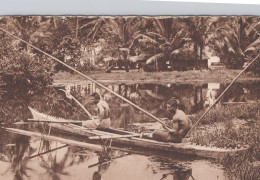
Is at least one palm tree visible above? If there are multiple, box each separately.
[130,17,189,71]
[78,17,105,42]
[209,16,260,69]
[99,16,149,71]
[181,17,217,68]
[5,16,52,53]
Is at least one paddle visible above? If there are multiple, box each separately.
[59,89,98,126]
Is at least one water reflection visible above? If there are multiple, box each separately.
[63,81,260,122]
[0,132,34,180]
[205,83,220,107]
[0,81,259,179]
[148,156,192,180]
[1,81,258,127]
[0,130,228,180]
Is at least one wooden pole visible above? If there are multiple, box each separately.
[88,133,151,140]
[27,119,85,124]
[0,27,168,129]
[29,145,69,159]
[185,53,260,138]
[59,89,98,126]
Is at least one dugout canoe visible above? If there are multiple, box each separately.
[28,107,248,159]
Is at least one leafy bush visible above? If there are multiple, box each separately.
[1,51,54,88]
[195,103,260,124]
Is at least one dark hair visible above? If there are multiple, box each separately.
[91,92,100,100]
[167,98,178,107]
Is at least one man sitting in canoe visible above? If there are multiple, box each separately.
[152,98,192,143]
[82,92,111,129]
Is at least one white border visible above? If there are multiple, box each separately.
[0,0,259,16]
[151,0,260,5]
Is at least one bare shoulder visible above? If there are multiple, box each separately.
[173,109,188,120]
[98,100,109,109]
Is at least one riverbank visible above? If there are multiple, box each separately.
[190,103,260,179]
[53,69,260,85]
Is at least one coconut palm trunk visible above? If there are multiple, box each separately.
[194,43,198,68]
[200,44,203,68]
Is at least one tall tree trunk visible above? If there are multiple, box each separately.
[155,59,158,71]
[75,17,79,39]
[194,43,198,69]
[53,18,57,29]
[239,17,244,50]
[200,45,203,68]
[199,45,203,61]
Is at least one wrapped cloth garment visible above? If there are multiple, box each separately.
[82,118,111,129]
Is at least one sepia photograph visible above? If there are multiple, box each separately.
[0,15,259,180]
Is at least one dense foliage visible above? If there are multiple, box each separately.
[209,17,260,70]
[0,16,259,88]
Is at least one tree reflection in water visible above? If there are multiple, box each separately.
[149,156,192,180]
[1,135,36,180]
[38,140,95,180]
[91,149,126,180]
[38,140,70,180]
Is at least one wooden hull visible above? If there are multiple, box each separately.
[28,107,248,159]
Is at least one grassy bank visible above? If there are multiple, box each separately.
[189,103,260,179]
[53,69,260,85]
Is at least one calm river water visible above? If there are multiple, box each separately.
[0,81,259,180]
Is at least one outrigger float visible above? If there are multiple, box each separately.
[28,107,248,160]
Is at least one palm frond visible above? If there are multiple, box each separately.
[244,37,260,53]
[245,21,260,36]
[145,32,167,43]
[154,19,165,35]
[231,31,240,45]
[132,34,159,46]
[224,37,235,54]
[170,29,186,45]
[79,18,99,30]
[129,54,151,62]
[146,53,164,64]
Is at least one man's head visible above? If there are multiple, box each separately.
[166,98,178,115]
[91,92,100,104]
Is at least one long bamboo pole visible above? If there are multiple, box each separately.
[0,27,168,128]
[27,119,85,124]
[185,53,260,138]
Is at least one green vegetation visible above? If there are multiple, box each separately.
[0,16,259,89]
[209,17,260,70]
[190,103,260,179]
[194,103,260,124]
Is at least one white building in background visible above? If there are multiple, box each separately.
[208,56,221,69]
[80,44,102,66]
[205,83,220,107]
